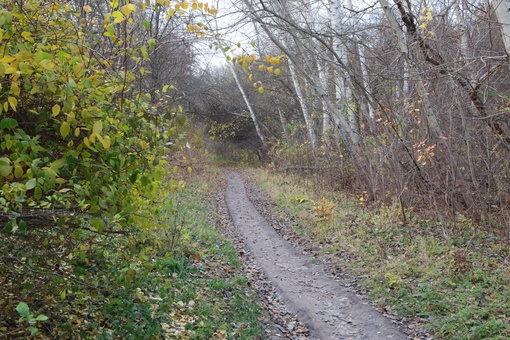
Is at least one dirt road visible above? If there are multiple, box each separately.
[223,170,408,339]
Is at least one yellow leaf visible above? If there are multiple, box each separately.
[74,128,80,137]
[7,96,17,111]
[258,87,264,94]
[274,68,281,75]
[120,4,136,16]
[113,16,124,24]
[15,51,32,61]
[253,83,258,89]
[187,166,192,174]
[187,24,195,32]
[10,82,20,96]
[93,120,103,135]
[267,66,273,73]
[258,65,265,71]
[248,74,253,81]
[0,56,16,63]
[181,2,189,9]
[83,137,90,147]
[52,104,61,117]
[269,57,279,65]
[102,135,111,149]
[60,122,70,138]
[83,5,92,13]
[168,8,175,17]
[192,2,197,10]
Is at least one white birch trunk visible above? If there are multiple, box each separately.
[331,0,358,144]
[223,53,266,146]
[454,0,469,56]
[359,46,376,131]
[379,0,409,57]
[318,59,331,139]
[492,0,510,62]
[288,56,317,149]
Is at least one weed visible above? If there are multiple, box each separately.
[250,168,510,339]
[1,167,266,339]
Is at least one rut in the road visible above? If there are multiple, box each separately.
[224,170,407,340]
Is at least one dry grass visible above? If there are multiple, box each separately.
[249,168,510,339]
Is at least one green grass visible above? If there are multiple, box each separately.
[0,167,265,339]
[250,168,510,339]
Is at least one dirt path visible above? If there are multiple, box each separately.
[224,170,408,339]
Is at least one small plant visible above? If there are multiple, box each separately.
[313,198,336,222]
[16,302,48,336]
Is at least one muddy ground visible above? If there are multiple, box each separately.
[218,170,409,339]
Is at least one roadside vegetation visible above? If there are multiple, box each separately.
[1,163,266,339]
[250,167,510,339]
[0,1,265,338]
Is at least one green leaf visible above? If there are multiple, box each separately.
[3,220,13,233]
[148,38,156,50]
[60,122,70,138]
[50,158,66,170]
[0,118,18,130]
[28,326,38,336]
[91,219,105,232]
[176,114,187,126]
[14,165,23,178]
[105,24,115,37]
[18,220,27,233]
[16,302,30,318]
[34,187,42,200]
[26,178,36,190]
[35,314,48,322]
[0,157,12,177]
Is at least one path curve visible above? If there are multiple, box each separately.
[224,170,408,339]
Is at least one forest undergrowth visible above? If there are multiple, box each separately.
[0,165,265,339]
[250,168,510,339]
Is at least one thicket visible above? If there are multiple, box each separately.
[0,0,229,337]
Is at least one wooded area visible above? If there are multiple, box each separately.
[1,0,510,338]
[204,0,510,232]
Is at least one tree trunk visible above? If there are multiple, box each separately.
[493,0,510,59]
[223,51,266,147]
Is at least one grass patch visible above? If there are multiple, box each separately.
[250,168,510,339]
[1,167,265,339]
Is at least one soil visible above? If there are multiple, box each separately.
[221,169,409,339]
